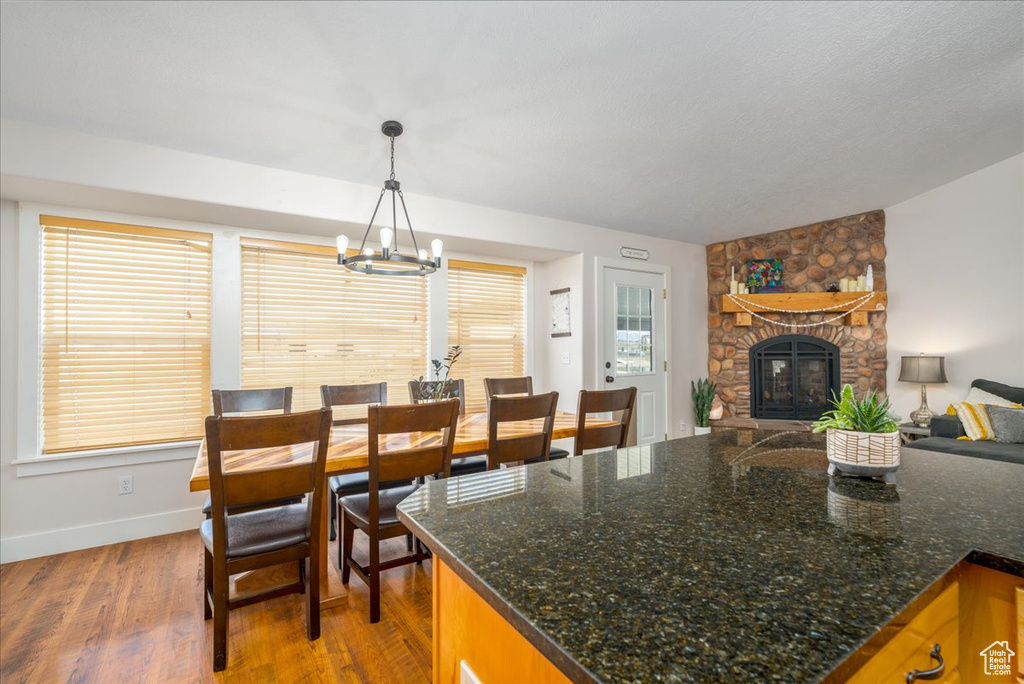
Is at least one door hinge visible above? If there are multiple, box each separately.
[665,432,669,441]
[664,360,668,371]
[663,288,667,300]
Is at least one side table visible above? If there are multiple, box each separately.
[898,422,930,445]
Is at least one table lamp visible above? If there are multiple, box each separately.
[898,354,947,427]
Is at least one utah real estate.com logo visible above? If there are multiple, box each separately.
[979,640,1015,677]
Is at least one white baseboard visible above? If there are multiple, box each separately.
[0,507,203,564]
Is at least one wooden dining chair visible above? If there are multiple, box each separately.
[408,378,486,477]
[486,392,559,470]
[321,383,413,544]
[340,399,460,623]
[202,408,331,671]
[484,376,569,460]
[573,387,637,455]
[203,387,298,520]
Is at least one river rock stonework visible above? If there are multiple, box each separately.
[707,210,888,419]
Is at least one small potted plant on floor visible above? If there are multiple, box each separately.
[812,385,901,483]
[691,378,717,435]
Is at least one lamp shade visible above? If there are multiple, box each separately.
[898,355,947,384]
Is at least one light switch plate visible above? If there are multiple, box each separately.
[561,353,571,365]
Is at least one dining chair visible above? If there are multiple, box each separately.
[573,387,637,455]
[321,383,414,545]
[408,378,486,477]
[483,376,570,460]
[340,399,460,623]
[202,408,331,671]
[485,392,559,470]
[203,387,299,520]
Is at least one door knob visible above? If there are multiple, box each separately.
[605,376,615,383]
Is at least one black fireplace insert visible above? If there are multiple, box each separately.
[749,335,840,420]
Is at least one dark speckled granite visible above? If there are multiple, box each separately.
[397,430,1024,683]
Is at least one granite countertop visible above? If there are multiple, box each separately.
[397,429,1024,683]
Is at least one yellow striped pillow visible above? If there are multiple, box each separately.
[952,402,994,441]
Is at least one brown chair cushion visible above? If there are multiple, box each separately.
[200,503,309,558]
[201,494,304,516]
[340,484,420,528]
[329,473,414,497]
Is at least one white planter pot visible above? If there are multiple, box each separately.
[825,428,900,480]
[693,426,712,436]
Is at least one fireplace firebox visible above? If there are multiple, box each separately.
[749,335,840,420]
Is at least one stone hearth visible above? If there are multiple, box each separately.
[706,210,888,419]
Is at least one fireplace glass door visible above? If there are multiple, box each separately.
[749,336,839,420]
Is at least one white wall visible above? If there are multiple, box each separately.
[0,121,708,562]
[885,154,1024,419]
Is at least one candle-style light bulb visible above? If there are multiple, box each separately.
[379,227,394,251]
[363,247,374,256]
[418,248,428,261]
[336,235,349,256]
[431,239,444,258]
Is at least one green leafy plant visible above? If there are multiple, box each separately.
[812,385,900,434]
[417,345,462,401]
[691,378,717,428]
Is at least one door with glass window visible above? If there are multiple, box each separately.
[602,267,668,444]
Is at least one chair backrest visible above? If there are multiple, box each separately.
[320,382,387,425]
[212,387,293,416]
[367,400,460,526]
[483,376,534,405]
[408,379,467,415]
[205,409,332,545]
[574,387,637,456]
[486,392,559,470]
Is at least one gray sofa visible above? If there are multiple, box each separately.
[905,379,1024,465]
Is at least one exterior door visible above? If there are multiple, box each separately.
[602,267,668,444]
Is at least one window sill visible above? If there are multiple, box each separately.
[11,440,201,477]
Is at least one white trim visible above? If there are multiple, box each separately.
[11,441,200,477]
[594,256,673,438]
[0,507,203,564]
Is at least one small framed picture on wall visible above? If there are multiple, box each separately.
[550,288,571,337]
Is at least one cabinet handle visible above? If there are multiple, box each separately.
[905,644,944,683]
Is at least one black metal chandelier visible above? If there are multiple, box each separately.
[336,121,442,276]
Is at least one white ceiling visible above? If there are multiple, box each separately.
[1,1,1021,244]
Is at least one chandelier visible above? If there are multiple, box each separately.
[336,120,442,276]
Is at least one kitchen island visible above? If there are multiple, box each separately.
[397,430,1024,683]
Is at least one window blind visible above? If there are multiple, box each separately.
[447,260,527,413]
[240,238,428,415]
[40,216,213,453]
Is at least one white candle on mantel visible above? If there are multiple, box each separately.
[857,275,866,291]
[840,278,849,292]
[730,279,738,295]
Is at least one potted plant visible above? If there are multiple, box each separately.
[691,378,717,435]
[417,345,462,401]
[812,385,901,483]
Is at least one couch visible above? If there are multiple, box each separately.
[904,379,1024,465]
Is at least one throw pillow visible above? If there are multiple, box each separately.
[964,386,1023,409]
[951,402,994,441]
[987,406,1024,444]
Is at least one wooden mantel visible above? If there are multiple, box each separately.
[720,291,887,326]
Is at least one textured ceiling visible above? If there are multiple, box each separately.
[1,1,1021,244]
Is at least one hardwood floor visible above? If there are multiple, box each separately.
[0,531,433,683]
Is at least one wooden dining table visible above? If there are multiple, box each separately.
[189,410,614,609]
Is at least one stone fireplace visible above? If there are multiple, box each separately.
[707,211,887,420]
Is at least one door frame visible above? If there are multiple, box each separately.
[594,257,672,442]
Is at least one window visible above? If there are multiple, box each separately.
[40,216,212,453]
[240,238,428,415]
[447,260,527,413]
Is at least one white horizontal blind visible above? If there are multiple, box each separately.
[447,260,527,413]
[40,216,212,453]
[240,238,428,415]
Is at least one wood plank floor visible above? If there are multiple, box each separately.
[0,531,433,683]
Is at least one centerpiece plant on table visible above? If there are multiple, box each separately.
[812,385,901,483]
[417,345,462,402]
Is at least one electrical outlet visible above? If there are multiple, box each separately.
[118,475,133,495]
[679,420,686,433]
[561,353,571,365]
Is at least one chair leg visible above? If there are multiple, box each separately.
[298,558,306,594]
[369,531,381,623]
[203,547,213,620]
[306,556,321,641]
[329,490,337,542]
[340,511,353,584]
[212,558,229,672]
[406,533,413,552]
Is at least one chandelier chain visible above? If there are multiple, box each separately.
[389,136,396,180]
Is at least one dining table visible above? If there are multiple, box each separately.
[189,409,617,610]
